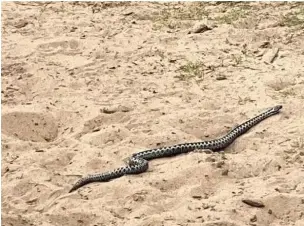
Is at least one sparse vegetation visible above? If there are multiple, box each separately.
[279,8,304,27]
[279,88,297,97]
[158,3,209,21]
[291,137,304,149]
[152,3,209,30]
[175,61,205,81]
[37,2,50,27]
[215,9,248,24]
[231,54,243,66]
[267,78,296,92]
[238,96,255,105]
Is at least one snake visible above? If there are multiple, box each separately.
[69,105,282,192]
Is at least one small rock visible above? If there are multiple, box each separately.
[268,209,272,214]
[108,65,116,69]
[3,166,9,174]
[188,23,212,34]
[192,195,202,200]
[205,156,216,162]
[262,48,279,64]
[242,199,265,208]
[222,169,229,175]
[101,108,117,114]
[15,20,28,28]
[259,41,271,48]
[202,203,211,209]
[123,11,133,16]
[35,149,44,153]
[92,127,101,132]
[26,197,39,204]
[215,161,225,168]
[250,215,257,222]
[70,26,77,32]
[119,106,132,112]
[216,74,227,80]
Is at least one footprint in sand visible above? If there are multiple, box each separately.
[37,39,80,56]
[2,111,58,142]
[77,111,132,147]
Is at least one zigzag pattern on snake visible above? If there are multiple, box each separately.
[69,105,282,192]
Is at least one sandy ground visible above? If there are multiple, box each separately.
[1,2,304,226]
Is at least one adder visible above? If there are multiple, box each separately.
[69,105,282,192]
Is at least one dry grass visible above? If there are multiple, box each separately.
[215,8,249,24]
[151,3,209,30]
[175,61,205,81]
[279,8,304,27]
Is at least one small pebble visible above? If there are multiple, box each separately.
[123,11,133,16]
[222,169,229,175]
[268,209,272,214]
[242,199,265,208]
[35,149,44,153]
[216,74,227,80]
[188,23,212,34]
[250,215,257,222]
[14,20,28,28]
[101,108,117,114]
[262,48,279,64]
[92,128,100,132]
[192,195,202,199]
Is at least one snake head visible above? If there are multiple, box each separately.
[270,105,282,114]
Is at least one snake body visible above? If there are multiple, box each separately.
[69,105,282,192]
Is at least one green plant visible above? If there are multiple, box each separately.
[152,3,209,30]
[176,61,205,81]
[216,9,248,24]
[279,8,304,27]
[231,54,243,66]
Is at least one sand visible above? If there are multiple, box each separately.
[1,2,304,226]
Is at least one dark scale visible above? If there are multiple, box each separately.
[69,105,282,192]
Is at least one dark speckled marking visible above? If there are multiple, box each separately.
[69,105,282,192]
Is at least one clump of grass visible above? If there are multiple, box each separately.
[267,78,296,92]
[279,88,297,97]
[158,3,209,20]
[279,8,304,27]
[152,3,209,30]
[153,20,192,30]
[175,61,205,81]
[216,9,248,24]
[231,54,243,66]
[238,96,255,105]
[291,137,304,149]
[217,2,253,10]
